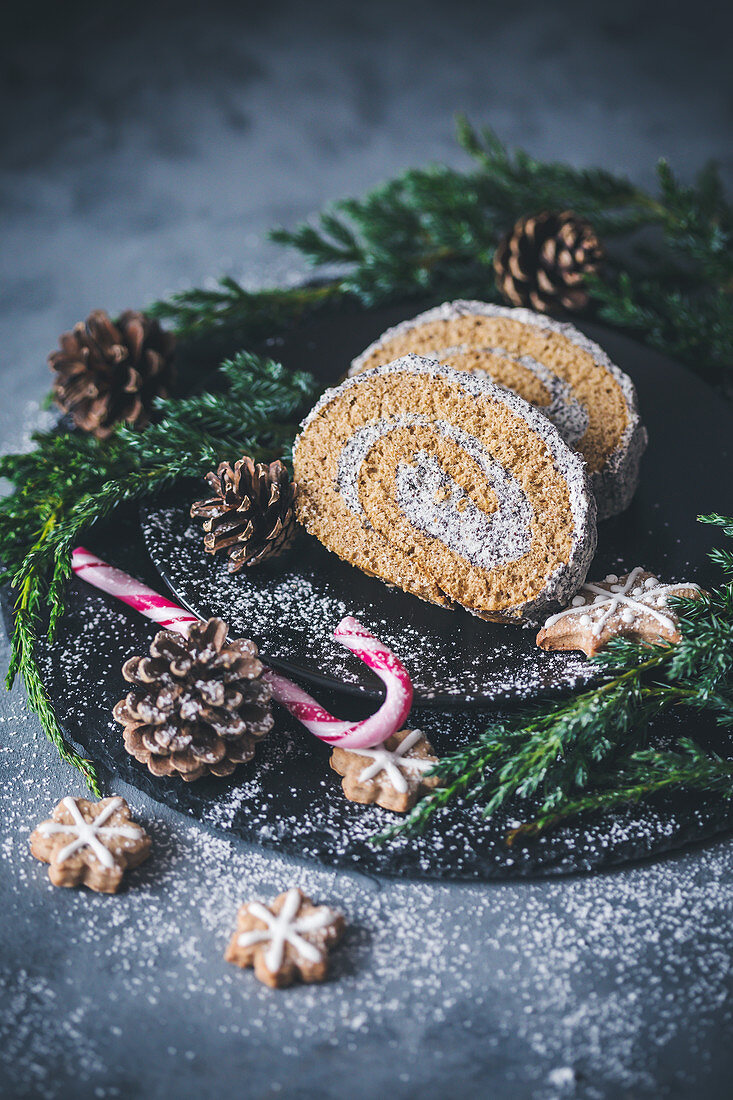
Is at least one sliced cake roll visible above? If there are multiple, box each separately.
[293,355,597,623]
[349,301,647,520]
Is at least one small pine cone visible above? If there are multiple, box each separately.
[49,309,176,438]
[112,618,273,782]
[493,210,603,313]
[190,457,298,572]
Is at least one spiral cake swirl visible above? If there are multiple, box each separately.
[293,355,597,622]
[349,301,647,520]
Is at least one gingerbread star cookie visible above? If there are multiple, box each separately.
[536,567,702,658]
[225,888,345,988]
[30,796,151,894]
[330,728,440,813]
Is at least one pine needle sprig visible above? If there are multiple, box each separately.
[149,277,345,344]
[375,514,733,846]
[11,572,101,794]
[374,650,668,845]
[0,352,318,789]
[507,740,733,843]
[152,120,732,390]
[266,116,733,392]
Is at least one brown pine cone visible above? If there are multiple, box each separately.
[190,457,298,572]
[493,210,603,313]
[49,309,175,438]
[112,618,273,782]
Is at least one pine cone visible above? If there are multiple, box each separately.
[190,458,298,572]
[49,309,175,438]
[112,618,273,782]
[493,210,603,313]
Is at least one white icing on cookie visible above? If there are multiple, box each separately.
[237,889,338,973]
[542,568,700,637]
[38,797,143,869]
[347,729,435,794]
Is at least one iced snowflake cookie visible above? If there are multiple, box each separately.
[536,568,702,657]
[330,728,440,813]
[293,355,596,622]
[225,888,345,988]
[29,796,151,893]
[349,301,647,520]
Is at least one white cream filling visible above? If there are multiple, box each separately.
[422,345,590,447]
[336,414,533,570]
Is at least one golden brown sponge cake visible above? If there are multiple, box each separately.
[348,301,647,521]
[293,355,597,623]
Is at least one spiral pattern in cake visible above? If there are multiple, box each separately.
[348,301,647,520]
[293,355,597,622]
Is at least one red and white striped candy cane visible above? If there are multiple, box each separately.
[71,548,200,634]
[71,547,413,750]
[264,618,413,749]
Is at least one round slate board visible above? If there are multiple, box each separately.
[9,307,733,880]
[12,512,733,881]
[143,311,727,707]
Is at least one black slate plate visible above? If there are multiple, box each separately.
[9,308,733,880]
[12,509,733,881]
[142,310,730,707]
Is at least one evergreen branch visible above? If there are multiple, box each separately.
[153,119,732,388]
[507,740,733,843]
[267,116,733,391]
[375,515,733,846]
[6,513,101,794]
[149,277,345,343]
[0,352,318,786]
[590,274,733,394]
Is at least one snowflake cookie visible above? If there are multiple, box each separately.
[536,568,702,657]
[29,796,151,894]
[225,888,345,988]
[330,728,441,813]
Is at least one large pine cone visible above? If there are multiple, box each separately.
[493,210,603,313]
[112,618,273,782]
[190,457,298,572]
[49,309,175,438]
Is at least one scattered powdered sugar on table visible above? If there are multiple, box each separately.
[2,685,733,1099]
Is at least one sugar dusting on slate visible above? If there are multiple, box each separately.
[142,504,598,703]
[28,585,733,884]
[4,403,732,1094]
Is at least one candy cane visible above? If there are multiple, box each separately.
[263,618,413,749]
[71,547,413,750]
[71,547,200,635]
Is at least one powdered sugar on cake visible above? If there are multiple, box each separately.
[350,300,648,520]
[296,354,597,621]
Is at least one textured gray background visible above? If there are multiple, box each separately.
[1,2,733,1097]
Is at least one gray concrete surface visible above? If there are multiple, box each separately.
[1,2,732,1097]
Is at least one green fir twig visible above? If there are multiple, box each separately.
[506,740,733,843]
[269,117,733,393]
[374,514,733,845]
[0,352,318,789]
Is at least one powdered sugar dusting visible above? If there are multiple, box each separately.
[350,301,648,520]
[143,504,599,705]
[2,678,733,1096]
[26,576,733,884]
